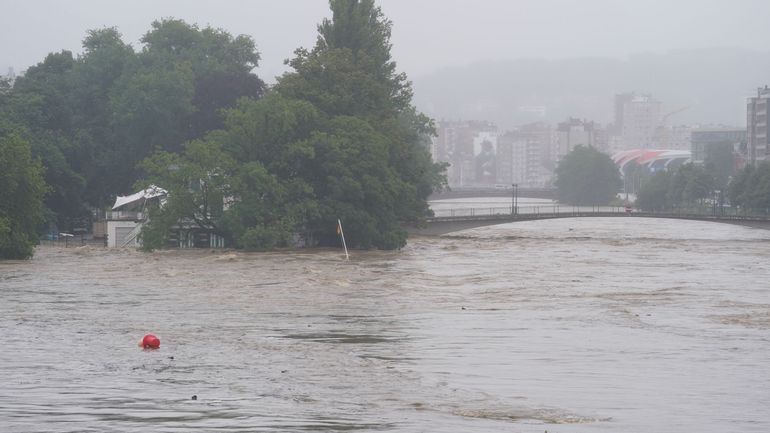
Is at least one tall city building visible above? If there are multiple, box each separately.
[614,93,662,150]
[747,86,770,164]
[691,127,747,165]
[433,120,497,187]
[612,93,635,135]
[555,118,600,161]
[655,125,692,151]
[497,122,552,187]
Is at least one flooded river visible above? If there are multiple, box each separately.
[1,207,769,432]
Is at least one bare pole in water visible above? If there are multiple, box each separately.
[337,219,349,260]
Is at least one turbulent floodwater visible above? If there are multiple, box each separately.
[1,213,770,432]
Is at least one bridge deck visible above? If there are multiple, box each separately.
[408,206,770,236]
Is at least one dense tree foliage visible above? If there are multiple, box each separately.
[3,2,444,252]
[554,146,621,205]
[0,129,47,259]
[704,141,735,189]
[635,163,718,211]
[635,170,673,211]
[140,0,446,250]
[2,23,264,233]
[729,162,770,213]
[277,0,445,248]
[140,94,319,250]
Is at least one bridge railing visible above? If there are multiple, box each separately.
[429,205,770,220]
[662,205,770,219]
[430,205,628,218]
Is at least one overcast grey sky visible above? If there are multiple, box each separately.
[2,0,769,81]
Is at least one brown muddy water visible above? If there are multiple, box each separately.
[1,216,769,432]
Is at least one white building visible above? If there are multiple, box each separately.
[555,118,599,161]
[433,120,498,187]
[498,130,548,187]
[106,186,166,248]
[748,86,770,163]
[615,93,662,150]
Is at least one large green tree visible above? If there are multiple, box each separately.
[555,146,621,205]
[138,0,445,251]
[109,19,265,191]
[139,94,319,250]
[7,51,93,230]
[729,162,770,213]
[3,21,265,231]
[636,170,673,211]
[0,130,47,259]
[668,163,716,204]
[276,0,445,248]
[704,141,735,189]
[636,163,718,211]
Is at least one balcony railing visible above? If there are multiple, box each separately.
[106,211,145,221]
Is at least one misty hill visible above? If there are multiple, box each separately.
[412,48,770,129]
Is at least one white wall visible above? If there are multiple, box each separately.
[106,221,140,248]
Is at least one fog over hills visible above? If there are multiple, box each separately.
[412,48,770,130]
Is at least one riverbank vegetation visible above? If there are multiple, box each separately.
[728,162,770,213]
[0,0,446,255]
[636,163,717,211]
[636,161,770,214]
[554,146,622,206]
[0,127,47,259]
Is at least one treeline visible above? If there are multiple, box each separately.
[0,0,446,258]
[728,162,770,212]
[636,162,770,213]
[1,20,264,231]
[636,163,720,211]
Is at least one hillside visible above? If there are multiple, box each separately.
[412,48,770,129]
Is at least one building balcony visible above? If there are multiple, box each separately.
[106,211,145,221]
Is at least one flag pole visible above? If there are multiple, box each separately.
[337,219,349,260]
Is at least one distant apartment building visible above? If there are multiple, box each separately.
[613,92,662,150]
[651,124,693,151]
[433,120,498,187]
[747,86,770,163]
[690,127,747,165]
[554,118,600,161]
[496,122,552,187]
[497,133,540,187]
[473,131,498,184]
[517,121,554,168]
[1,67,15,84]
[612,93,634,135]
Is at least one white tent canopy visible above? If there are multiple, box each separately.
[112,185,167,210]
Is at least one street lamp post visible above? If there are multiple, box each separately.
[511,183,518,216]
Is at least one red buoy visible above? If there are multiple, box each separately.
[139,334,160,349]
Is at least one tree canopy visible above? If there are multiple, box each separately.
[139,0,446,250]
[729,162,770,213]
[635,163,718,211]
[2,22,264,233]
[554,146,621,205]
[704,141,735,189]
[3,2,445,254]
[0,129,47,259]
